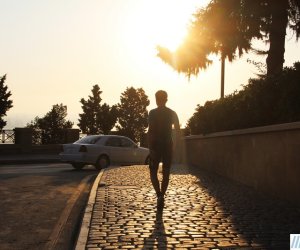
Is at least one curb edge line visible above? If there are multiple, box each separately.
[75,169,105,250]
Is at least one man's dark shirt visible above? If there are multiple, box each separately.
[148,106,178,149]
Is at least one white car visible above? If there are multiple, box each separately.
[60,135,150,170]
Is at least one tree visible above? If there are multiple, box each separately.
[78,85,117,135]
[157,0,300,98]
[262,0,299,76]
[157,0,252,98]
[116,87,150,143]
[27,104,73,144]
[0,75,13,129]
[237,0,299,76]
[97,103,118,134]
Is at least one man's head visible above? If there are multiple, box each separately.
[155,90,168,107]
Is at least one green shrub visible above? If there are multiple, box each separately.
[186,62,300,135]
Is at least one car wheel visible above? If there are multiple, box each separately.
[145,156,150,165]
[71,163,84,170]
[95,155,110,170]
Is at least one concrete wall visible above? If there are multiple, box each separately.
[185,121,300,206]
[0,144,62,155]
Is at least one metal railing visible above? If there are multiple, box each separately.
[1,128,82,144]
[0,130,15,144]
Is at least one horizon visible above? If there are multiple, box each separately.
[1,0,299,129]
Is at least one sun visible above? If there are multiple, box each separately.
[123,1,205,53]
[151,3,193,51]
[142,1,199,52]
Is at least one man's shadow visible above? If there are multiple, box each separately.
[142,208,168,249]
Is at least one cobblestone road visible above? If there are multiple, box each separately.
[86,164,300,249]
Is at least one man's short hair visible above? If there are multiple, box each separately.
[155,90,168,103]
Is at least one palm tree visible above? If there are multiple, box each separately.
[158,0,300,87]
[240,0,300,76]
[263,0,300,76]
[157,0,252,98]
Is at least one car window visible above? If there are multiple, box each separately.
[105,137,121,147]
[75,136,102,144]
[121,138,136,148]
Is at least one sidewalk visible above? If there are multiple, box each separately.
[0,154,60,165]
[76,164,300,250]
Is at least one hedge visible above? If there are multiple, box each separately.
[186,62,300,135]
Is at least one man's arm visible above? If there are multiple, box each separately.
[172,111,180,147]
[148,110,154,150]
[172,111,181,163]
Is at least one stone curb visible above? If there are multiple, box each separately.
[75,168,105,250]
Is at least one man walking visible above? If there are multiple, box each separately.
[148,90,180,209]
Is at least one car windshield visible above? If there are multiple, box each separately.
[75,135,102,144]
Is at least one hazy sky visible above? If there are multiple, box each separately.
[1,0,299,129]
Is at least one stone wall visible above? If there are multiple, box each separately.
[0,144,62,155]
[185,122,300,206]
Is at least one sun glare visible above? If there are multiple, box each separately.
[123,1,204,54]
[150,3,191,51]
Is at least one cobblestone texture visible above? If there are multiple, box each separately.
[86,164,300,249]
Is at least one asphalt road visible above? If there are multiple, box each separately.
[0,163,98,250]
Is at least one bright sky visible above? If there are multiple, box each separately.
[1,0,299,129]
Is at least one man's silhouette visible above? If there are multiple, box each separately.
[148,90,180,209]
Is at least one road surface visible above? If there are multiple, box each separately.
[0,163,98,250]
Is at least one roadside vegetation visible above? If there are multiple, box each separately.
[0,75,13,130]
[186,62,300,135]
[27,104,73,144]
[78,84,117,135]
[22,85,149,144]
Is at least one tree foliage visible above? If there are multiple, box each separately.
[186,62,300,135]
[116,87,150,143]
[78,85,117,135]
[157,0,253,98]
[27,104,73,144]
[245,0,300,76]
[157,0,253,79]
[0,75,13,129]
[157,0,300,80]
